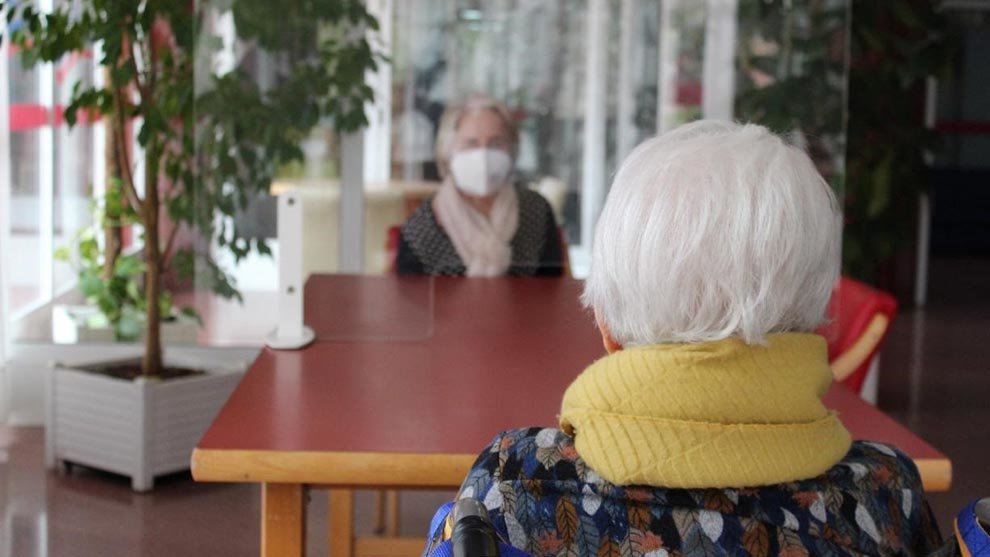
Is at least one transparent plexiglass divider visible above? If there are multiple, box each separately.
[195,0,435,346]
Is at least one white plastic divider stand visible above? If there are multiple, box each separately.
[265,192,315,350]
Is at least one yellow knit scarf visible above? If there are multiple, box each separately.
[559,333,852,488]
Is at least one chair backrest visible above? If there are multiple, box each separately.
[557,226,571,278]
[386,225,402,274]
[816,276,898,395]
[530,177,567,224]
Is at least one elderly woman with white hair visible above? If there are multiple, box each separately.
[434,121,948,557]
[396,96,564,277]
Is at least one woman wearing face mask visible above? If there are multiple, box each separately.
[396,96,564,277]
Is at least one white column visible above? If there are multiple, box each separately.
[915,75,938,307]
[397,1,418,182]
[580,0,609,250]
[0,3,13,449]
[92,42,106,198]
[363,0,393,185]
[38,0,55,301]
[656,0,681,133]
[339,131,365,273]
[616,0,639,162]
[701,0,738,121]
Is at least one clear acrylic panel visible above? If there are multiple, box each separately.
[658,0,850,189]
[389,1,848,258]
[391,1,591,245]
[193,1,435,345]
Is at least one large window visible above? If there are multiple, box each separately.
[1,0,850,345]
[3,7,99,328]
[387,0,849,273]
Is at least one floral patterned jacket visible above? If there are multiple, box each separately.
[453,428,946,557]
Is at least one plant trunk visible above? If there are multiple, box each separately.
[103,110,122,281]
[142,146,163,377]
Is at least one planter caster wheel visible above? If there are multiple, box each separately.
[54,459,74,476]
[131,476,154,492]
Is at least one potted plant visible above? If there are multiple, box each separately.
[3,0,381,490]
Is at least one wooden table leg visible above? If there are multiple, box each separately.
[262,483,306,557]
[329,489,355,557]
[373,490,386,535]
[385,490,400,537]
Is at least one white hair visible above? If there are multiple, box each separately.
[582,120,841,346]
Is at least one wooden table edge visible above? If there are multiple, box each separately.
[915,457,953,493]
[192,448,953,493]
[191,448,477,488]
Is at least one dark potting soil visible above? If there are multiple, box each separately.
[79,361,205,381]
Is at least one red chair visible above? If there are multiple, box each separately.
[816,276,898,404]
[386,225,402,273]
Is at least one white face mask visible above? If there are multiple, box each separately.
[449,148,513,197]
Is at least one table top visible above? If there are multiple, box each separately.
[193,275,951,491]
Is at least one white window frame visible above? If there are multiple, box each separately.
[1,5,13,366]
[38,0,55,303]
[4,1,105,328]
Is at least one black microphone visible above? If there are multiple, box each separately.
[451,498,501,557]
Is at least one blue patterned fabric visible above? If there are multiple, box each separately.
[449,427,945,557]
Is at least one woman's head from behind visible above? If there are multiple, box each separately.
[584,120,840,349]
[435,95,519,198]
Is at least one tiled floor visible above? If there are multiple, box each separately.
[2,255,989,556]
[875,255,990,529]
[0,428,454,556]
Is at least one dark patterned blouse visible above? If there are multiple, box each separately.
[396,187,564,277]
[451,428,947,557]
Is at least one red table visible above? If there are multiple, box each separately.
[192,275,951,557]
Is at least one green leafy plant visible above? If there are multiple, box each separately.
[842,1,954,282]
[735,0,848,188]
[4,0,382,375]
[54,180,198,341]
[734,0,954,283]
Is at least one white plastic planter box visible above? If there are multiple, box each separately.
[52,305,199,345]
[45,356,243,491]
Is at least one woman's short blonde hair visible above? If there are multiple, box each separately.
[434,95,520,177]
[582,120,841,346]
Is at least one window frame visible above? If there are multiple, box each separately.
[3,26,105,326]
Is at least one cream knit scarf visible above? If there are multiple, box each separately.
[433,178,519,277]
[559,333,852,488]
